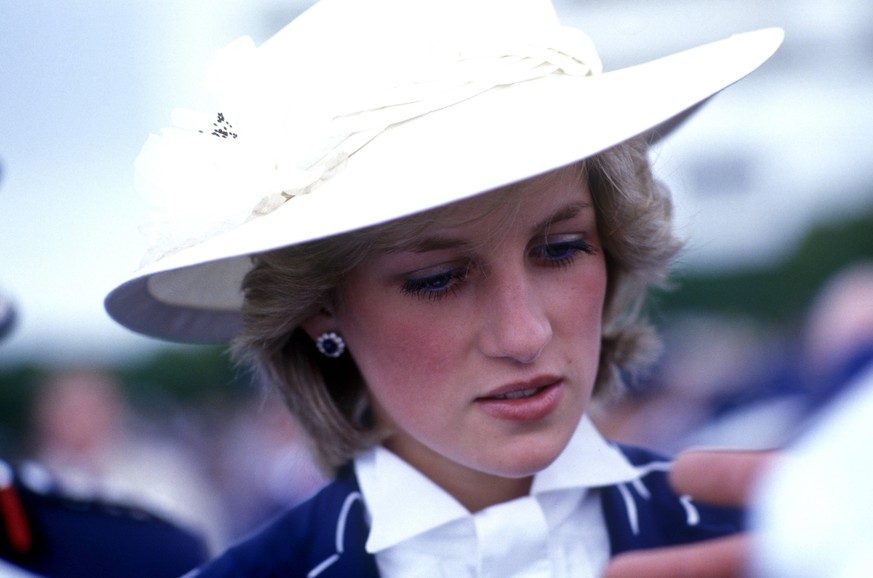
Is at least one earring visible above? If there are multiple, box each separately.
[315,332,346,358]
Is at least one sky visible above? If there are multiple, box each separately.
[1,0,872,365]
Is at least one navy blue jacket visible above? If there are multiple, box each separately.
[188,445,743,577]
[0,461,208,578]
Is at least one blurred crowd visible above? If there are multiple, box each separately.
[1,259,871,558]
[9,369,326,556]
[594,260,873,454]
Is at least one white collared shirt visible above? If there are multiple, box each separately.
[354,415,641,578]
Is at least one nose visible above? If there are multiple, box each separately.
[478,269,552,364]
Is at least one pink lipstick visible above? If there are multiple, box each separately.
[475,377,563,422]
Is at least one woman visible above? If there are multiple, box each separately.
[106,0,783,575]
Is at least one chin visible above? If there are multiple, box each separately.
[483,438,567,479]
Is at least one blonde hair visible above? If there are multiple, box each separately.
[233,136,681,472]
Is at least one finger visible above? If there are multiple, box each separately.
[603,534,749,578]
[669,449,777,507]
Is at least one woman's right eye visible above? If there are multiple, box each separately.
[400,268,466,301]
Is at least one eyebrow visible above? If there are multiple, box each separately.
[400,235,473,253]
[535,201,592,234]
[397,201,594,254]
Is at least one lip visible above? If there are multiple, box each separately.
[475,376,564,422]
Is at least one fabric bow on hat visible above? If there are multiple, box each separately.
[137,25,601,266]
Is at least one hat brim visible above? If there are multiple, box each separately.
[106,27,783,343]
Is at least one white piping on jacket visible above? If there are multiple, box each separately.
[616,459,674,536]
[679,494,701,526]
[616,483,640,536]
[308,491,364,578]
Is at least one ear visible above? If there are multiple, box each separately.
[300,308,336,342]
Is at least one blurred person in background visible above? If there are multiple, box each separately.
[26,366,229,552]
[598,260,873,456]
[603,263,873,575]
[593,314,789,453]
[0,292,209,577]
[0,290,16,346]
[799,260,873,409]
[750,358,873,577]
[0,162,208,576]
[689,261,873,446]
[215,393,325,539]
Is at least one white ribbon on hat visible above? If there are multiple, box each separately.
[136,27,601,264]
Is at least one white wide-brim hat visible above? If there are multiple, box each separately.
[106,0,783,343]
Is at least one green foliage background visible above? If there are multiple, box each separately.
[657,205,873,324]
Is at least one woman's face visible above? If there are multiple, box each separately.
[334,167,606,501]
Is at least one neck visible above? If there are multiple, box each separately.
[382,437,534,513]
[440,470,533,513]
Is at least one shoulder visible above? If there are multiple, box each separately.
[187,472,377,578]
[1,460,208,578]
[602,444,745,554]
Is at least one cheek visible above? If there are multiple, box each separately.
[351,322,459,436]
[556,268,607,361]
[340,304,461,406]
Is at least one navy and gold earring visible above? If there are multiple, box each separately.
[315,332,346,358]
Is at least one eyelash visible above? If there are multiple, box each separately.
[401,268,468,301]
[533,239,597,267]
[400,238,596,301]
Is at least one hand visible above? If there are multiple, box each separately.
[668,449,776,507]
[603,450,776,578]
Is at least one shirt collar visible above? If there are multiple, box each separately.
[354,414,640,553]
[530,413,640,494]
[355,439,470,553]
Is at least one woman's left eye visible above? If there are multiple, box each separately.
[533,238,596,266]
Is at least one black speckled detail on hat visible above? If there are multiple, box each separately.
[209,112,237,139]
